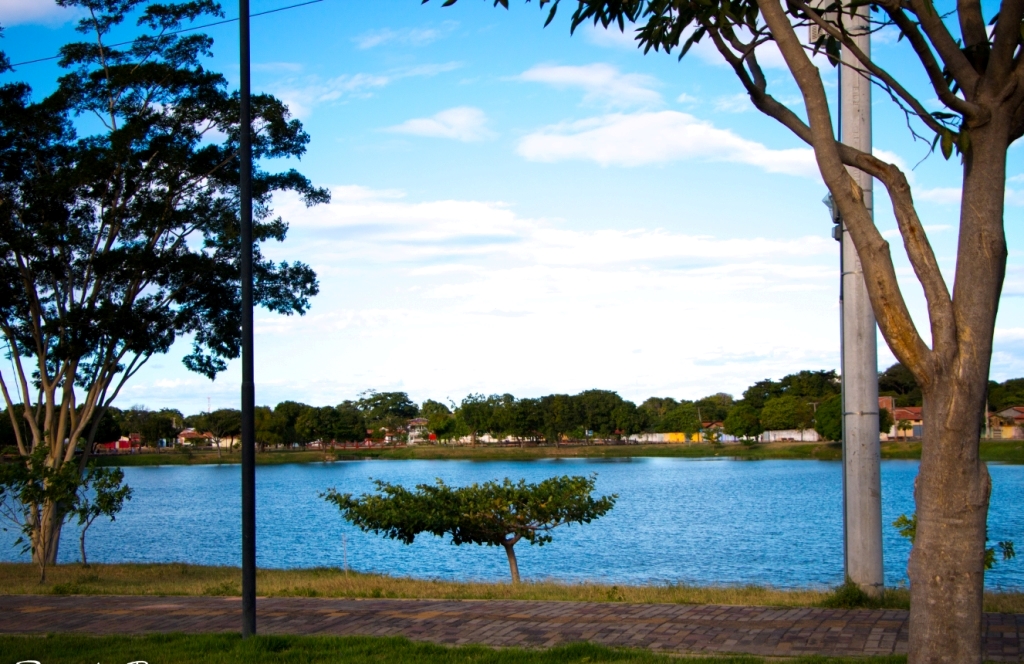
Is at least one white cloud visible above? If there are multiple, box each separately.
[583,23,641,49]
[223,184,843,407]
[386,107,494,142]
[676,93,698,104]
[714,93,752,113]
[3,0,81,26]
[1006,189,1024,206]
[353,23,456,49]
[516,64,661,108]
[516,111,819,178]
[872,150,1024,206]
[916,187,961,204]
[271,63,462,118]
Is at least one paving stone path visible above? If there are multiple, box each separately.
[2,595,1023,660]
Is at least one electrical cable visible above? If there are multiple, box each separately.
[7,0,324,68]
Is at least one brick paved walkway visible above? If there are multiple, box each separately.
[2,595,1023,660]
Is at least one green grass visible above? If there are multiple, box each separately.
[8,562,1024,613]
[0,633,908,663]
[90,441,1024,467]
[91,441,844,466]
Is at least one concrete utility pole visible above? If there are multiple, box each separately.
[839,4,885,597]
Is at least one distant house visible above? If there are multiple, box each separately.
[992,406,1024,440]
[176,428,213,446]
[407,417,428,445]
[94,434,141,454]
[892,406,924,440]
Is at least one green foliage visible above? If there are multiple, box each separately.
[118,407,182,446]
[893,512,1015,570]
[813,395,842,442]
[322,475,616,582]
[759,396,814,431]
[190,409,241,444]
[421,399,461,441]
[335,402,368,443]
[695,393,734,423]
[71,466,133,566]
[878,363,922,407]
[0,0,325,563]
[358,391,419,433]
[989,378,1024,412]
[289,402,365,445]
[662,402,701,435]
[742,379,785,411]
[818,580,891,609]
[879,407,894,435]
[892,513,917,541]
[723,402,762,440]
[0,447,85,578]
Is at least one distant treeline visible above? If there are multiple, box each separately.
[2,365,1021,448]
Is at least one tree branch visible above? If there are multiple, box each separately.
[798,0,975,128]
[756,0,934,379]
[905,0,981,95]
[989,0,1024,85]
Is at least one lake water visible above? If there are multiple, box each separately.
[2,458,1022,589]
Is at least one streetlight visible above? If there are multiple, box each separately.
[238,0,256,638]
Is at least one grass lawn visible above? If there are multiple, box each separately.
[3,562,1023,613]
[0,633,909,664]
[90,440,1024,467]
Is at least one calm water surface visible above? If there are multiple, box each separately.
[2,458,1022,589]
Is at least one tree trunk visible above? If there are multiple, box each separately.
[908,379,991,663]
[503,542,521,584]
[80,521,91,567]
[32,504,64,581]
[906,125,1006,664]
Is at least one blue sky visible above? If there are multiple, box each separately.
[3,0,1022,414]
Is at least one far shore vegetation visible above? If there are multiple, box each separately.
[2,562,1024,614]
[0,633,909,664]
[84,439,1024,466]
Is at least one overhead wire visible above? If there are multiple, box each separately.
[7,0,325,68]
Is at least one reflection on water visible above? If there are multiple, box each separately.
[1,458,1021,589]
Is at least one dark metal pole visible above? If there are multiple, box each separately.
[239,0,256,639]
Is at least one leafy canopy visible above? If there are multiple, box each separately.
[0,0,327,462]
[322,474,616,554]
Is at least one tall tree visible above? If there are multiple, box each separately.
[295,406,340,446]
[539,393,578,445]
[433,0,1024,657]
[779,370,840,399]
[723,402,762,440]
[879,362,922,406]
[0,0,325,566]
[988,378,1024,412]
[760,395,815,431]
[334,401,367,443]
[459,393,494,445]
[357,390,419,434]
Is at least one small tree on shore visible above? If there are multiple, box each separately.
[72,466,132,567]
[321,475,616,583]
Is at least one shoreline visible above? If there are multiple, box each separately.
[87,440,1024,466]
[1,562,1022,613]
